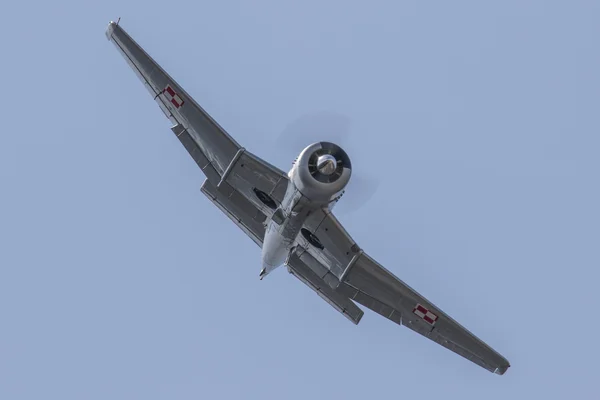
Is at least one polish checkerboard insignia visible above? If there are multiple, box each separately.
[163,85,184,108]
[413,303,438,326]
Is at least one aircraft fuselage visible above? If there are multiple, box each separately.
[260,176,313,278]
[258,141,351,279]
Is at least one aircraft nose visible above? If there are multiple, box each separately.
[316,154,337,175]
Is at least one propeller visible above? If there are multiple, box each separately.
[275,111,380,215]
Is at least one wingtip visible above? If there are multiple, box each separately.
[105,19,120,41]
[494,364,510,375]
[105,21,116,41]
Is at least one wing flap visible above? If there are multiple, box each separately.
[201,180,266,247]
[337,283,402,325]
[172,123,222,184]
[293,247,341,289]
[286,250,364,325]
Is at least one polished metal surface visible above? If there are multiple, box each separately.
[316,154,337,175]
[107,20,510,375]
[291,142,351,204]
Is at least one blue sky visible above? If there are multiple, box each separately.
[1,0,599,398]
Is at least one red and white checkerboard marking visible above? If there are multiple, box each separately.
[163,85,185,108]
[413,303,438,325]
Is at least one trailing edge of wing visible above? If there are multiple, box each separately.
[338,252,511,375]
[287,250,364,325]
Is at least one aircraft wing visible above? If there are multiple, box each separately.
[300,209,511,375]
[105,21,288,218]
[286,250,364,324]
[200,179,267,247]
[201,176,365,324]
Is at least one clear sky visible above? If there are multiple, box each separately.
[1,0,599,398]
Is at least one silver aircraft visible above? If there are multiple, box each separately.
[106,21,510,375]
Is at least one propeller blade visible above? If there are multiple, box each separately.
[334,174,380,215]
[276,111,351,152]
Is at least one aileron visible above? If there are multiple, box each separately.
[340,252,511,374]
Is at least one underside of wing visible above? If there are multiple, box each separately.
[337,253,511,375]
[106,21,289,216]
[298,208,361,280]
[286,249,363,324]
[201,180,267,247]
[296,208,510,375]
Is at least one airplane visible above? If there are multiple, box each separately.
[105,20,510,375]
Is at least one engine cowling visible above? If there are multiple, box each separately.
[291,142,352,204]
